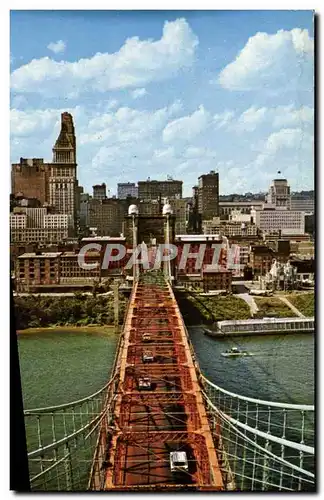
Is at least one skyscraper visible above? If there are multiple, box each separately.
[49,113,78,226]
[266,176,291,209]
[198,170,219,220]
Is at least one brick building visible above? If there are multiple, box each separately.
[16,250,101,292]
[11,158,50,205]
[174,235,226,281]
[202,268,232,292]
[249,245,275,276]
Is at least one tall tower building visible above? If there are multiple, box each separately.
[198,170,219,220]
[266,176,291,209]
[49,113,77,226]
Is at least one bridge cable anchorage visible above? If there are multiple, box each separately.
[23,272,315,491]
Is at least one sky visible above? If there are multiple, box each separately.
[10,10,314,197]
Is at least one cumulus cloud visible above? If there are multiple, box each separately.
[163,105,211,143]
[213,110,235,129]
[265,128,309,153]
[10,99,314,195]
[131,88,147,99]
[229,104,314,133]
[218,28,313,91]
[272,105,314,128]
[235,106,268,132]
[254,127,313,170]
[47,40,66,54]
[11,19,198,97]
[80,101,181,146]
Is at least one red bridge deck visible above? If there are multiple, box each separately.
[90,278,224,491]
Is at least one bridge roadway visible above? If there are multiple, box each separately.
[90,273,224,491]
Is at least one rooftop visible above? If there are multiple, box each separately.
[175,234,224,241]
[18,252,62,258]
[81,236,126,241]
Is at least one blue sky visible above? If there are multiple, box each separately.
[10,10,314,196]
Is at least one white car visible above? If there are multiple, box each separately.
[142,351,154,362]
[138,377,152,390]
[170,451,189,473]
[142,334,151,342]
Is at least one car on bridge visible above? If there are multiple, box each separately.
[170,451,189,473]
[142,351,154,362]
[138,377,152,390]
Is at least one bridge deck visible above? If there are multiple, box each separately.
[91,274,224,491]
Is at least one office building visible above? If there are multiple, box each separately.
[266,177,291,209]
[93,183,107,200]
[138,178,182,201]
[291,198,314,213]
[252,208,305,235]
[118,182,138,199]
[198,171,219,219]
[11,158,50,205]
[49,113,77,225]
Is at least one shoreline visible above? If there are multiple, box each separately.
[17,325,116,335]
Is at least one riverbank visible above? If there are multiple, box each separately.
[175,291,251,324]
[17,325,116,335]
[14,294,126,330]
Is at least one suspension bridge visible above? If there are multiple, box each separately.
[23,268,314,492]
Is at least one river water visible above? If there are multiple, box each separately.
[17,327,314,409]
[188,327,315,405]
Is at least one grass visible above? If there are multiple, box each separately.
[254,297,296,318]
[288,293,315,317]
[176,291,251,324]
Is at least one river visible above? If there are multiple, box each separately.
[17,327,314,409]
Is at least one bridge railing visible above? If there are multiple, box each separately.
[23,282,130,492]
[200,375,315,492]
[23,376,119,491]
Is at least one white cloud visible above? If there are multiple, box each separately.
[10,108,60,137]
[184,147,217,159]
[272,105,314,128]
[253,127,313,170]
[131,88,147,99]
[163,105,211,143]
[235,106,267,132]
[213,110,235,129]
[265,128,308,153]
[229,105,314,133]
[80,101,181,146]
[218,28,313,91]
[47,40,66,54]
[12,19,198,97]
[10,100,314,195]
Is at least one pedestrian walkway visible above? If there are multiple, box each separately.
[236,293,259,316]
[278,296,305,318]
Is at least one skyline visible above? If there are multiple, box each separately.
[10,10,314,197]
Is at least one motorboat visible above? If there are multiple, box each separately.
[221,347,250,357]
